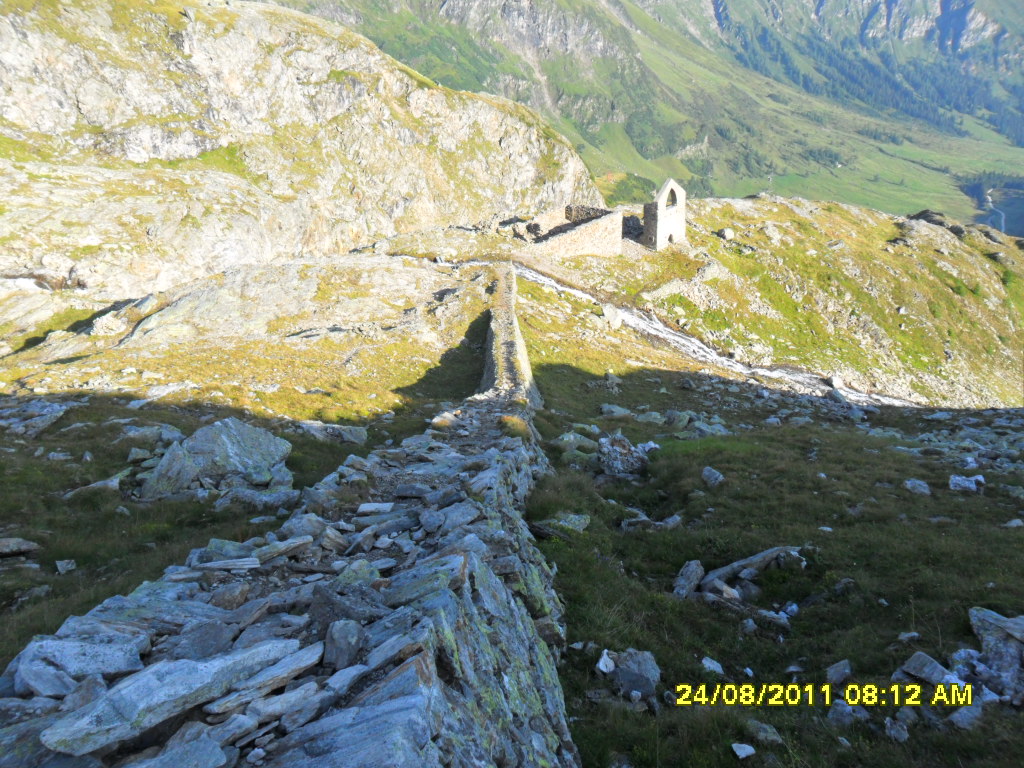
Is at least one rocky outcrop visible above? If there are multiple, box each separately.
[0,0,601,304]
[0,267,579,767]
[139,417,293,500]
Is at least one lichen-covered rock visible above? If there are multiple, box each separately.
[140,418,292,499]
[41,640,298,755]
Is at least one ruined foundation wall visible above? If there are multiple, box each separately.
[529,210,623,259]
[0,271,578,767]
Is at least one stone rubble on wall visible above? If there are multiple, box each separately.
[0,267,580,767]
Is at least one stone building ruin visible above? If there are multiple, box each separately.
[641,178,687,250]
[512,204,622,259]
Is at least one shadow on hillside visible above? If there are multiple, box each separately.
[1,321,1020,665]
[0,310,493,661]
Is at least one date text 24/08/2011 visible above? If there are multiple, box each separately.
[674,683,972,707]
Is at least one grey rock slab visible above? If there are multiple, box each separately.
[883,716,909,743]
[0,538,41,557]
[948,701,986,730]
[0,713,76,768]
[701,466,725,488]
[394,483,431,498]
[209,583,251,610]
[600,404,631,418]
[366,633,424,672]
[193,558,261,571]
[204,641,323,715]
[298,421,366,445]
[610,649,660,698]
[40,639,299,755]
[214,488,300,512]
[0,695,61,723]
[279,513,328,539]
[744,719,783,745]
[903,478,931,495]
[121,734,227,768]
[356,503,395,515]
[437,501,482,534]
[140,441,200,500]
[700,546,802,590]
[321,526,350,552]
[949,474,985,492]
[263,693,440,768]
[898,651,950,685]
[826,659,852,687]
[18,638,146,684]
[970,606,1024,644]
[418,507,445,533]
[827,699,870,728]
[280,688,333,733]
[671,560,704,599]
[701,657,724,676]
[163,621,236,661]
[968,607,1024,696]
[325,619,366,671]
[246,680,318,723]
[253,536,313,564]
[14,658,77,698]
[184,417,292,487]
[324,664,370,697]
[207,713,258,746]
[731,743,755,760]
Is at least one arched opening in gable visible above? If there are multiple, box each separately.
[666,189,678,207]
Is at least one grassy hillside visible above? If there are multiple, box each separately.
[516,277,1024,767]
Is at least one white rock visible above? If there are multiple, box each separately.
[903,478,931,495]
[702,656,724,675]
[596,649,616,674]
[701,466,725,488]
[731,743,755,759]
[949,474,985,492]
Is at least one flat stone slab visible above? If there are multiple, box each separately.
[204,642,323,715]
[41,639,298,755]
[0,538,41,557]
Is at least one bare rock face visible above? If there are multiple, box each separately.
[0,0,601,305]
[140,418,293,500]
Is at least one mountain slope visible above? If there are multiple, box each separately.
[280,0,1024,232]
[0,0,599,303]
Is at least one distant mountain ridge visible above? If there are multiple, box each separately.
[281,0,1024,232]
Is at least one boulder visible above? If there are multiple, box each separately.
[949,474,985,493]
[598,433,657,475]
[0,538,41,557]
[609,649,660,699]
[701,466,725,488]
[140,418,292,500]
[903,478,930,496]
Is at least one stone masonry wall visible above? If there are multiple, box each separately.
[564,205,609,225]
[528,209,623,260]
[0,266,579,768]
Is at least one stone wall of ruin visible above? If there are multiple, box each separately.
[0,267,578,768]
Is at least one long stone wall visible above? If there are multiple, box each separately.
[0,266,579,767]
